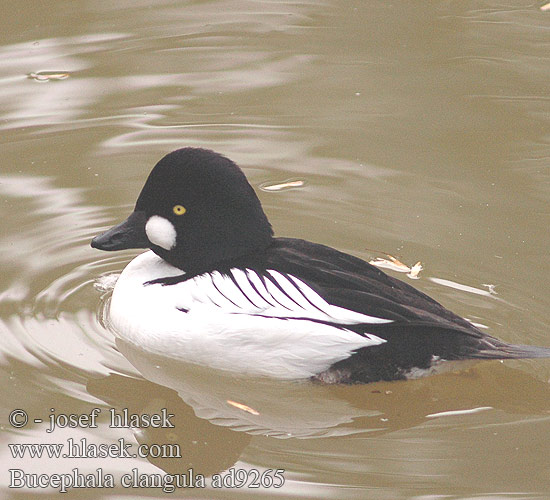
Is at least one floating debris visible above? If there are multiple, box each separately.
[369,254,423,279]
[369,255,410,272]
[226,400,260,416]
[541,2,550,10]
[259,179,305,192]
[429,277,496,298]
[481,283,498,295]
[426,406,493,419]
[407,261,423,280]
[465,319,489,329]
[28,71,71,82]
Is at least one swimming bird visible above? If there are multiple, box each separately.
[91,148,550,383]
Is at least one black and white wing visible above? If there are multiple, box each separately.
[202,268,394,325]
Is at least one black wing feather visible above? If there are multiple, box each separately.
[264,238,478,331]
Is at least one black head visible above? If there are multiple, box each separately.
[91,148,273,272]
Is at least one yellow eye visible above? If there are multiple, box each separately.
[173,205,186,215]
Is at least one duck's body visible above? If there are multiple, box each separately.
[93,148,550,383]
[109,248,386,380]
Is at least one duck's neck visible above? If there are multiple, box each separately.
[152,234,274,275]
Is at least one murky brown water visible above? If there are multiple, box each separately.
[1,1,550,498]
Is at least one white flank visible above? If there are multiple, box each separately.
[108,251,389,379]
[145,216,176,250]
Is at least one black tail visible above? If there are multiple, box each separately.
[472,342,550,360]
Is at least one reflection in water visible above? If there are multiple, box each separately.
[0,175,107,308]
[114,338,550,443]
[87,374,251,477]
[0,34,125,130]
[79,326,550,486]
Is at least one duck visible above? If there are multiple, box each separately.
[91,147,550,383]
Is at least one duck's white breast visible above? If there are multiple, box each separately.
[109,251,388,379]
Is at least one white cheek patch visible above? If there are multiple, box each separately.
[145,216,177,250]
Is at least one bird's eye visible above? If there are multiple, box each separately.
[172,205,186,216]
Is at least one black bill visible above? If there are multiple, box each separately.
[91,210,149,251]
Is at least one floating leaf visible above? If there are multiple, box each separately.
[226,400,260,415]
[28,71,70,82]
[259,179,305,192]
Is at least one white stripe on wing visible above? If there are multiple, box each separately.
[182,268,392,326]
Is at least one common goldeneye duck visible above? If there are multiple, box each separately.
[91,147,550,384]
